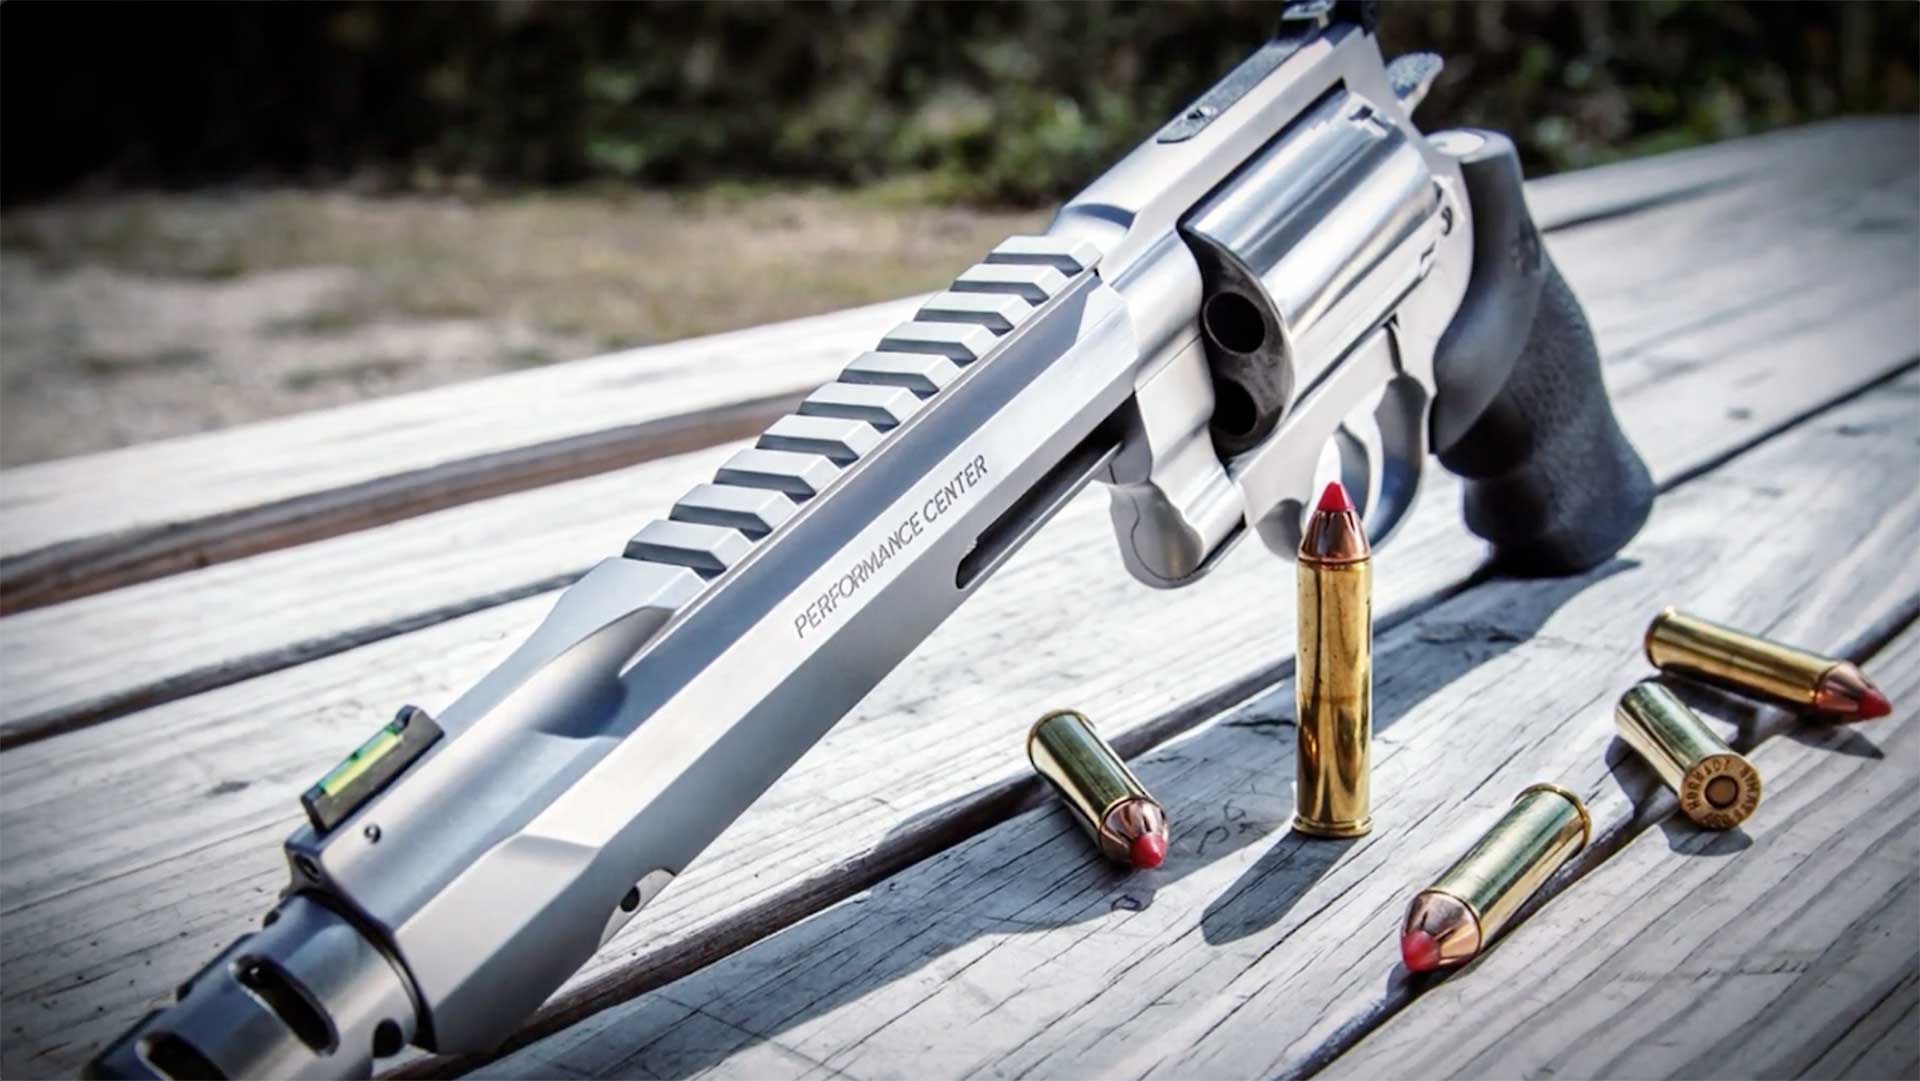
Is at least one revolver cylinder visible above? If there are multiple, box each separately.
[1182,84,1443,456]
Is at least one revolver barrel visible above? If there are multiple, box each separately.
[91,9,1503,1075]
[88,896,416,1080]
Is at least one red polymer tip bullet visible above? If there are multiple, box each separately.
[1129,833,1168,870]
[1399,892,1481,973]
[1317,480,1356,513]
[1398,787,1590,975]
[1814,663,1894,721]
[1399,929,1442,974]
[1028,710,1171,872]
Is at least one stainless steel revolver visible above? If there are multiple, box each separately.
[93,6,1653,1077]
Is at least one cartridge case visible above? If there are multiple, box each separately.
[1293,486,1372,837]
[1647,607,1826,707]
[1027,709,1168,867]
[1615,680,1762,830]
[1407,784,1589,968]
[1645,607,1891,720]
[1432,784,1588,937]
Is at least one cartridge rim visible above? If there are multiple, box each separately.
[1643,606,1677,668]
[1679,751,1763,830]
[1517,783,1591,848]
[1291,813,1373,838]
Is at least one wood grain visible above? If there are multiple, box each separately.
[0,121,1887,612]
[0,443,736,747]
[3,118,1913,748]
[1327,629,1920,1081]
[3,352,1910,1081]
[473,373,1920,1081]
[0,123,1912,1079]
[0,299,917,612]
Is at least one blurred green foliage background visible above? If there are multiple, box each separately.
[5,1,1916,206]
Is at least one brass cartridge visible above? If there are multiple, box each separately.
[1401,784,1590,971]
[1645,607,1890,721]
[1293,483,1372,837]
[1027,709,1169,869]
[1615,680,1762,830]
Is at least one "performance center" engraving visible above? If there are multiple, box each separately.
[795,454,990,639]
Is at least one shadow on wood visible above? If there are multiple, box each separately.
[1651,811,1753,856]
[1199,559,1639,948]
[499,558,1636,1080]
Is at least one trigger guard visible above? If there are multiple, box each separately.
[1365,375,1429,549]
[1332,421,1382,523]
[1233,325,1433,556]
[1267,378,1429,554]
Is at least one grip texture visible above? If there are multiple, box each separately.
[1430,130,1653,576]
[1438,258,1653,575]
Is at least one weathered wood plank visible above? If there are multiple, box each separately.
[0,124,1913,1079]
[0,443,736,747]
[6,348,1912,1081]
[1326,629,1920,1081]
[1799,969,1920,1081]
[0,297,916,612]
[473,374,1920,1081]
[0,121,1883,613]
[3,118,1912,747]
[1518,118,1880,230]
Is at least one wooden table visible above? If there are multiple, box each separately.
[3,119,1916,1081]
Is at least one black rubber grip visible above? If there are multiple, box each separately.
[1432,131,1654,576]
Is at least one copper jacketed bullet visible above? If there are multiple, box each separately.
[1027,709,1169,869]
[1615,680,1762,830]
[1294,481,1372,838]
[1400,784,1590,973]
[1646,607,1892,721]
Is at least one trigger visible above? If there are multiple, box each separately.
[1363,375,1433,549]
[1333,418,1387,528]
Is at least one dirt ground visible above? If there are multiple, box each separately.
[0,187,1047,465]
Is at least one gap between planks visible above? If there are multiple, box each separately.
[3,118,1912,748]
[0,121,1865,613]
[0,309,910,615]
[468,373,1920,1081]
[0,391,804,616]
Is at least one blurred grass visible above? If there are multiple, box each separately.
[2,184,1054,463]
[3,188,1048,348]
[5,2,1914,207]
[1,1,1914,463]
